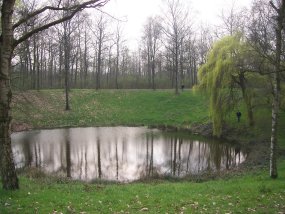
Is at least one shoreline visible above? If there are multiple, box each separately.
[12,121,270,181]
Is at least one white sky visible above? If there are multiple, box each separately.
[102,0,254,49]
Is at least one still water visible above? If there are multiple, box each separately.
[12,127,246,182]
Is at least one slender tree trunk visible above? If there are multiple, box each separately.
[32,35,37,89]
[174,40,179,95]
[48,43,53,88]
[115,44,119,89]
[74,51,79,87]
[36,41,40,91]
[0,0,19,190]
[269,0,284,178]
[115,26,121,89]
[39,43,44,89]
[96,39,102,90]
[193,59,197,85]
[84,31,88,87]
[151,56,155,90]
[147,47,151,88]
[64,20,71,111]
[59,41,63,88]
[179,39,184,87]
[107,46,112,88]
[239,74,254,127]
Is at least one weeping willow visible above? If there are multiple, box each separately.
[198,34,257,137]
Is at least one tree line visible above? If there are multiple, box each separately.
[11,0,210,93]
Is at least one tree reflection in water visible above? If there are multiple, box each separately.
[12,127,247,182]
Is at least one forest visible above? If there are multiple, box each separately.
[1,0,285,213]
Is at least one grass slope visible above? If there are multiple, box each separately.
[12,89,209,129]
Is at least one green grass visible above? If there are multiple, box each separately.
[1,161,285,213]
[12,89,209,129]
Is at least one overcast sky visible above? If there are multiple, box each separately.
[102,0,254,49]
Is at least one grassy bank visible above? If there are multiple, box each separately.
[12,89,209,129]
[2,89,284,213]
[12,89,285,141]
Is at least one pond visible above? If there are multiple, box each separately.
[12,127,247,182]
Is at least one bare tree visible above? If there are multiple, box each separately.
[142,16,162,90]
[161,0,191,94]
[62,0,74,110]
[216,1,248,37]
[90,14,110,90]
[114,22,125,89]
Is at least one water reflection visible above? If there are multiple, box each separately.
[12,127,246,182]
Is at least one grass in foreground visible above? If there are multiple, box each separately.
[0,161,285,214]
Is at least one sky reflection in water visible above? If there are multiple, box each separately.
[12,127,246,182]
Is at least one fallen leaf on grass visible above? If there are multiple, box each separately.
[247,208,256,212]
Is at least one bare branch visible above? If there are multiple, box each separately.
[13,0,109,48]
[95,8,127,22]
[269,1,279,13]
[13,0,109,30]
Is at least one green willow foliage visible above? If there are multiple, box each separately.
[197,34,254,137]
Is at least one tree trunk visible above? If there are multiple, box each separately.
[239,73,254,127]
[174,37,179,95]
[0,0,19,190]
[63,18,71,111]
[115,44,119,89]
[269,0,285,178]
[151,57,155,90]
[269,1,284,178]
[84,31,88,87]
[147,47,151,88]
[96,38,102,90]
